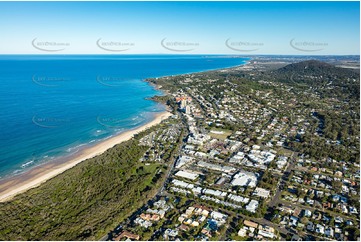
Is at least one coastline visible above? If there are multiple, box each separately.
[0,111,172,202]
[0,59,249,203]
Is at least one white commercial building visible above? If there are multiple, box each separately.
[198,161,236,173]
[175,156,193,168]
[172,179,194,189]
[203,188,227,198]
[175,170,199,180]
[231,170,259,187]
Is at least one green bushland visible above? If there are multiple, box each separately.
[0,126,167,241]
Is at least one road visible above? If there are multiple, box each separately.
[99,111,188,241]
[157,113,188,196]
[269,151,296,208]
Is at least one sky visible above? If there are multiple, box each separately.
[0,1,359,55]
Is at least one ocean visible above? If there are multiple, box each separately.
[0,55,248,178]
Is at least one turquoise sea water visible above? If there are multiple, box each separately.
[0,55,247,178]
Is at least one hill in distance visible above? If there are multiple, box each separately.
[275,60,359,78]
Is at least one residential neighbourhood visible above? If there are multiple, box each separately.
[105,59,359,241]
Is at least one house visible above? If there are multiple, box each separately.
[258,229,275,239]
[323,202,332,209]
[312,211,322,220]
[335,233,345,241]
[289,216,298,227]
[245,200,259,213]
[340,196,348,203]
[116,231,140,241]
[335,216,343,224]
[341,204,348,213]
[349,206,358,214]
[199,215,207,222]
[346,220,353,226]
[306,222,314,232]
[194,204,212,212]
[151,214,160,221]
[184,219,193,225]
[164,228,178,239]
[134,217,152,228]
[280,205,294,214]
[191,221,200,227]
[238,228,247,237]
[201,228,212,237]
[293,207,301,217]
[306,197,314,205]
[178,216,186,223]
[280,216,289,225]
[303,209,312,217]
[334,171,343,177]
[211,211,228,222]
[322,215,331,224]
[244,220,258,229]
[186,206,195,215]
[325,227,334,237]
[179,224,190,231]
[332,194,341,202]
[253,187,270,198]
[258,224,275,233]
[316,224,325,234]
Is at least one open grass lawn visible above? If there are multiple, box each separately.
[209,128,233,140]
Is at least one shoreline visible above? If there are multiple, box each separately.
[0,111,172,202]
[0,58,250,203]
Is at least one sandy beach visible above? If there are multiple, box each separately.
[0,111,172,202]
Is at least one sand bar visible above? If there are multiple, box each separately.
[0,111,172,202]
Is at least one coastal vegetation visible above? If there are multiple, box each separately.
[0,122,171,240]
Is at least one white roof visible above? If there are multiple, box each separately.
[203,188,227,197]
[253,187,270,198]
[172,179,194,189]
[246,200,259,213]
[175,156,193,168]
[228,194,249,203]
[258,230,275,239]
[192,186,203,194]
[231,170,258,187]
[175,170,199,180]
[211,211,228,220]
